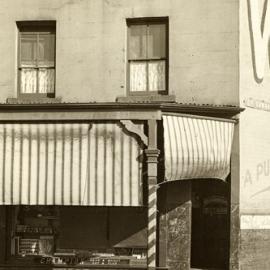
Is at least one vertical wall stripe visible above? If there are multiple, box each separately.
[120,129,124,205]
[61,125,65,205]
[54,125,61,205]
[0,126,3,204]
[165,116,174,180]
[64,125,71,205]
[19,125,23,204]
[194,119,202,178]
[39,125,46,204]
[10,128,15,204]
[137,142,141,205]
[12,125,18,204]
[87,125,90,205]
[70,126,73,205]
[5,125,11,204]
[28,125,35,204]
[112,124,115,205]
[2,126,6,204]
[175,117,183,178]
[78,125,82,204]
[103,124,107,205]
[205,120,213,175]
[89,125,95,205]
[171,116,179,180]
[94,125,98,205]
[202,119,210,177]
[44,125,48,205]
[105,125,113,205]
[183,117,191,177]
[36,125,40,204]
[129,136,132,206]
[224,122,229,174]
[191,118,200,178]
[28,125,31,204]
[52,125,56,204]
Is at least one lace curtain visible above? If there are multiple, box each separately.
[129,60,165,92]
[20,68,55,94]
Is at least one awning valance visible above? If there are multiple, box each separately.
[0,123,143,206]
[163,114,235,181]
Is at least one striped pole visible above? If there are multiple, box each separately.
[145,120,159,270]
[147,176,158,269]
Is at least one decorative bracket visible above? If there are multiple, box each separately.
[120,120,148,146]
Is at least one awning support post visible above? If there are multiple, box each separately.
[145,119,160,270]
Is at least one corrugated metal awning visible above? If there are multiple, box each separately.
[0,123,143,206]
[163,114,235,181]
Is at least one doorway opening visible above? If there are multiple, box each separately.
[191,179,230,270]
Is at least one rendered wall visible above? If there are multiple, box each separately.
[0,0,239,105]
[239,0,270,269]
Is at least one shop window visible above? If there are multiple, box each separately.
[59,207,108,249]
[127,18,168,94]
[11,206,58,257]
[9,206,147,267]
[17,21,56,98]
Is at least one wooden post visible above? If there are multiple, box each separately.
[145,120,160,270]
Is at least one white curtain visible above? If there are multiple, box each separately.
[149,61,165,91]
[20,69,37,93]
[20,68,55,94]
[39,69,55,93]
[130,60,165,92]
[130,62,147,92]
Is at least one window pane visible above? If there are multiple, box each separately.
[128,25,147,59]
[38,68,55,93]
[38,34,55,66]
[130,62,147,91]
[20,68,37,93]
[59,207,108,249]
[20,34,37,67]
[147,24,166,59]
[148,60,166,91]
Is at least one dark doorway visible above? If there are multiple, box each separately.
[191,179,230,270]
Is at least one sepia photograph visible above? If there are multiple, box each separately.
[0,0,269,270]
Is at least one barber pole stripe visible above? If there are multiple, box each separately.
[163,114,235,181]
[148,184,157,268]
[0,122,144,206]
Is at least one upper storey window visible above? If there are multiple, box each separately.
[17,21,56,97]
[127,18,168,94]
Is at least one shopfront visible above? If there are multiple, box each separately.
[0,103,241,270]
[0,119,149,269]
[158,113,235,270]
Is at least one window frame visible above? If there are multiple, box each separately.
[16,21,56,99]
[126,17,169,96]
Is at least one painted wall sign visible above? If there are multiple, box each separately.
[243,97,270,111]
[249,0,270,81]
[241,215,270,229]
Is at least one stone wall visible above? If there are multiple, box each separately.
[158,181,191,270]
[240,229,270,270]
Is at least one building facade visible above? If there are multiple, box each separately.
[0,0,269,270]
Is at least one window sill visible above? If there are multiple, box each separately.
[6,97,62,104]
[116,95,175,103]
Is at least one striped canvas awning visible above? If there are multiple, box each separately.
[0,123,143,206]
[163,114,235,181]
